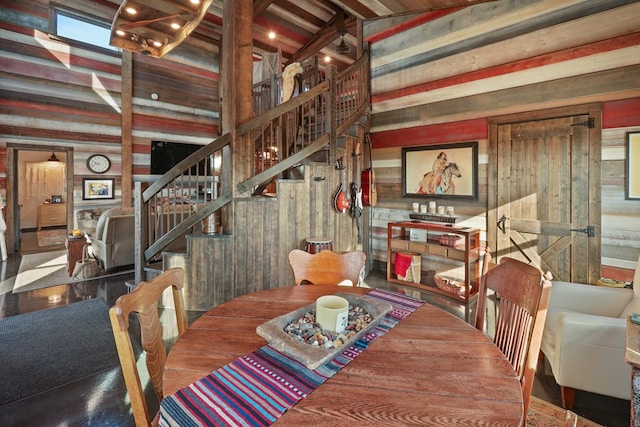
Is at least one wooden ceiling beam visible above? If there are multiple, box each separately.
[288,13,356,64]
[273,0,326,28]
[254,0,275,17]
[142,0,199,15]
[334,0,378,19]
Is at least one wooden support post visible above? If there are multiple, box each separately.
[222,0,254,231]
[121,51,133,206]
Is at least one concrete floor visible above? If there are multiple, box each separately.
[0,252,630,426]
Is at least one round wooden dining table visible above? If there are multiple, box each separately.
[163,285,524,426]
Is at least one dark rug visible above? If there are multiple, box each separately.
[0,298,118,406]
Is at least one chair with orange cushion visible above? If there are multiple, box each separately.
[475,254,552,416]
[288,249,366,286]
[109,267,187,426]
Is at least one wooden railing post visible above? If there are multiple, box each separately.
[134,181,149,284]
[328,65,337,166]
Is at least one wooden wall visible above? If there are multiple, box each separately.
[0,0,220,219]
[3,0,639,285]
[365,0,640,276]
[164,140,361,299]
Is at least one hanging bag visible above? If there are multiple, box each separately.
[72,245,101,280]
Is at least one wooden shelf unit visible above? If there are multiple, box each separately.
[386,221,483,303]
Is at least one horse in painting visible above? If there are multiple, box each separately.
[416,162,462,195]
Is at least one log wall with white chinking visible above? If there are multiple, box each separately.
[0,0,220,230]
[365,0,640,278]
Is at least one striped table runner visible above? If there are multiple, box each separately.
[159,289,424,427]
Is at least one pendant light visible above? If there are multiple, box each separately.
[48,151,59,162]
[336,30,350,54]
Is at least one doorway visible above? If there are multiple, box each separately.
[5,145,74,255]
[488,104,602,284]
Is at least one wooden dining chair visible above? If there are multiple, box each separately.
[474,255,552,416]
[109,267,187,427]
[288,249,366,286]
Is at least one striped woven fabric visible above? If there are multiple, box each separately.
[159,289,424,427]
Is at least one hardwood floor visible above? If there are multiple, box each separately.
[0,253,630,426]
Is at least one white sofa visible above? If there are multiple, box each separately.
[540,254,640,407]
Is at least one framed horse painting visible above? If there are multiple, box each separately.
[402,141,478,200]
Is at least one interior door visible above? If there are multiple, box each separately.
[488,105,601,284]
[5,146,74,253]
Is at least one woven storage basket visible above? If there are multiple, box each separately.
[433,275,465,296]
[438,234,461,248]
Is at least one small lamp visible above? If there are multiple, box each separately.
[48,152,59,162]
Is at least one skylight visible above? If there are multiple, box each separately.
[53,9,117,51]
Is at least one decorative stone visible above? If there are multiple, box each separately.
[256,293,393,370]
[281,302,375,349]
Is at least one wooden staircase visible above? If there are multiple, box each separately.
[132,52,370,308]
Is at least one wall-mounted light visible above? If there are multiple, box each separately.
[48,152,60,162]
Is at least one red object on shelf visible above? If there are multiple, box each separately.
[394,252,413,277]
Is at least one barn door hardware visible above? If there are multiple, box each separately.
[570,117,595,128]
[571,225,595,237]
[497,214,507,235]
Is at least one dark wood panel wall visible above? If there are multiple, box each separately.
[0,0,220,217]
[365,0,640,276]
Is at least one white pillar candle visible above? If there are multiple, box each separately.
[446,206,455,216]
[420,204,427,213]
[437,206,445,215]
[316,295,349,333]
[412,202,419,212]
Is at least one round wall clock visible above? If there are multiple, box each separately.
[86,154,111,174]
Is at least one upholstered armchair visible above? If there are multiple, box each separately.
[540,254,639,408]
[74,207,108,236]
[89,205,197,270]
[88,207,136,270]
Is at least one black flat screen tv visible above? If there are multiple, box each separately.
[150,141,206,175]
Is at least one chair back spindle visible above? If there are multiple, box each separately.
[475,255,552,415]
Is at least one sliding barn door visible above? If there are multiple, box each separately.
[488,106,601,284]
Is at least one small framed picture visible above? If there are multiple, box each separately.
[83,178,115,200]
[51,195,63,203]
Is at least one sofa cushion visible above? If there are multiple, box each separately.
[620,298,640,319]
[94,207,134,239]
